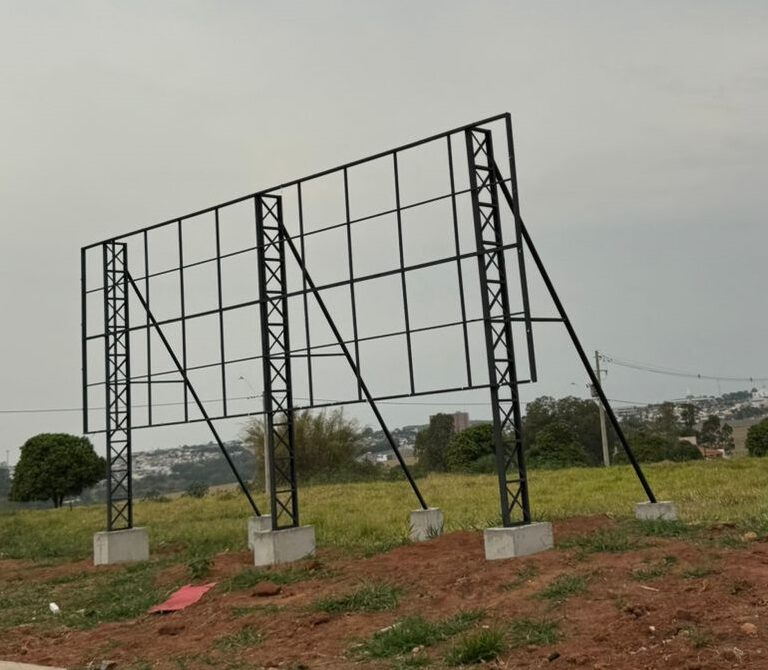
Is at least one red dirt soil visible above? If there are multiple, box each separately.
[3,515,768,669]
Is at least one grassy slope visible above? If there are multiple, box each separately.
[2,458,768,561]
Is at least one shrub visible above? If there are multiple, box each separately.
[185,481,209,498]
[445,424,494,471]
[527,422,589,469]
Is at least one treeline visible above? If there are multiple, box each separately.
[413,397,736,473]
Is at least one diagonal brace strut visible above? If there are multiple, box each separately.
[125,272,262,515]
[265,196,429,511]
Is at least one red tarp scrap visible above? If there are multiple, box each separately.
[149,583,217,613]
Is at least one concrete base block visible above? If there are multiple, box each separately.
[93,527,149,565]
[247,515,273,550]
[252,525,315,567]
[409,508,444,542]
[484,522,554,560]
[635,501,678,521]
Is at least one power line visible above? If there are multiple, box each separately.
[600,354,768,384]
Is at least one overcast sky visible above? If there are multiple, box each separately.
[1,1,766,464]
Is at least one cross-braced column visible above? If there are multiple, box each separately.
[256,195,298,530]
[102,241,132,530]
[466,128,531,527]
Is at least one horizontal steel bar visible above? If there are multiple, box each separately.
[83,178,512,295]
[84,380,540,434]
[85,241,520,340]
[86,313,558,388]
[82,113,511,252]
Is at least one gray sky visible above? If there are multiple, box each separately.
[1,1,766,464]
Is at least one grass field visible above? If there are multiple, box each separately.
[2,457,768,562]
[3,459,768,668]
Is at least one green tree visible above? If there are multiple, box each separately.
[614,432,702,463]
[527,421,589,469]
[524,396,605,465]
[444,423,494,470]
[9,433,105,508]
[0,465,10,499]
[679,403,698,436]
[654,402,679,437]
[700,415,721,445]
[243,408,364,484]
[666,440,704,462]
[718,422,735,455]
[414,413,454,471]
[746,418,768,457]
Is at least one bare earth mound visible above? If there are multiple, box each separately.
[3,516,768,669]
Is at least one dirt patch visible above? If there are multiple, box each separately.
[3,517,768,669]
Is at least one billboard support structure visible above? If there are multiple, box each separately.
[83,113,658,552]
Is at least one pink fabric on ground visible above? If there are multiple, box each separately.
[149,583,217,613]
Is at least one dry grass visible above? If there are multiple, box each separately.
[2,457,768,561]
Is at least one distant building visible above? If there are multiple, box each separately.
[427,411,470,433]
[452,412,470,432]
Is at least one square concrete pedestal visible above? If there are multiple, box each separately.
[247,515,273,550]
[93,527,149,565]
[635,501,678,521]
[252,525,316,567]
[484,522,554,560]
[409,508,444,542]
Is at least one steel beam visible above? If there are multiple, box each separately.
[466,128,530,527]
[102,241,132,531]
[256,195,299,530]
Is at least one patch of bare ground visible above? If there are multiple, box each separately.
[3,516,768,669]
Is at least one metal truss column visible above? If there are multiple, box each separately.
[466,128,531,527]
[102,241,133,531]
[256,195,299,530]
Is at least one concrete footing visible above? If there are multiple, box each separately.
[93,527,149,565]
[635,501,678,521]
[252,525,316,567]
[409,508,444,542]
[484,522,554,560]
[247,515,273,549]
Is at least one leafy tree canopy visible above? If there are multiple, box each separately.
[524,396,606,466]
[613,431,702,464]
[653,401,680,438]
[527,421,589,469]
[0,466,10,499]
[9,433,105,508]
[699,414,735,453]
[444,423,494,471]
[414,413,454,471]
[243,408,364,484]
[746,418,768,457]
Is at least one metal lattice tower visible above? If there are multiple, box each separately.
[102,241,132,531]
[466,128,531,527]
[256,195,299,529]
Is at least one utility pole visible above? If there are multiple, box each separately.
[239,375,269,495]
[594,351,610,467]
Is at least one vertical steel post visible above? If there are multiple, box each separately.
[102,241,133,531]
[81,248,89,434]
[466,128,531,527]
[256,195,299,530]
